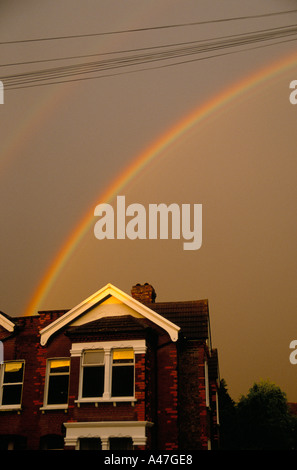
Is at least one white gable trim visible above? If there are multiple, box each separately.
[0,313,15,333]
[39,283,180,345]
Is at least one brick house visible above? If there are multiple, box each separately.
[0,283,220,450]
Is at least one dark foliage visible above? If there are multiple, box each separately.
[218,379,297,450]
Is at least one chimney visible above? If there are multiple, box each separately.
[131,283,156,304]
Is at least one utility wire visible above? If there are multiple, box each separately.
[2,20,297,69]
[0,8,297,45]
[5,36,297,92]
[3,23,297,91]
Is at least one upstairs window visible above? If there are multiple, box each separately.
[78,346,135,401]
[0,361,24,407]
[82,350,105,399]
[46,359,70,406]
[111,349,134,397]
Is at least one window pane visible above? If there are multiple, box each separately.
[2,384,22,405]
[112,365,134,397]
[40,435,64,450]
[4,362,24,384]
[0,435,27,450]
[50,360,70,374]
[113,349,134,364]
[82,366,104,398]
[109,438,133,450]
[79,438,102,450]
[47,375,69,404]
[83,350,104,365]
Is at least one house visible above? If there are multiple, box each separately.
[0,283,220,450]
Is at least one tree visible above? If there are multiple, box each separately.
[217,379,239,449]
[236,379,297,450]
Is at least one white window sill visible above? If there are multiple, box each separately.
[40,404,69,411]
[75,397,137,406]
[0,404,22,411]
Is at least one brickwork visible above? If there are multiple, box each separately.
[156,341,178,450]
[131,283,156,304]
[0,284,219,450]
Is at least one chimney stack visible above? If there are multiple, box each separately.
[131,283,156,304]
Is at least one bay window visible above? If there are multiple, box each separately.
[70,340,146,403]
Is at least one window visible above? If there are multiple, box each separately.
[82,350,104,399]
[79,438,102,450]
[111,349,134,397]
[0,361,24,407]
[78,345,135,402]
[109,437,133,450]
[40,434,64,450]
[71,340,146,403]
[45,359,70,406]
[0,435,27,450]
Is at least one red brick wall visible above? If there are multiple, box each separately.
[177,340,210,450]
[0,313,69,449]
[0,313,215,450]
[156,341,178,450]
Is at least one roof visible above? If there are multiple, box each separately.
[66,315,152,337]
[0,311,15,333]
[38,284,211,345]
[39,283,180,345]
[146,300,210,340]
[65,299,210,342]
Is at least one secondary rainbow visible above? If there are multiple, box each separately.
[23,50,297,316]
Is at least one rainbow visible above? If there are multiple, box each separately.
[1,87,71,175]
[23,50,297,316]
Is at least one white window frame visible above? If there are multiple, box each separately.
[41,358,70,410]
[81,349,105,400]
[111,348,135,398]
[0,360,25,410]
[71,340,146,404]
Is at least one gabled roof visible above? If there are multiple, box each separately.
[66,315,152,337]
[148,300,210,341]
[39,283,180,345]
[0,311,15,333]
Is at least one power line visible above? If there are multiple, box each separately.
[5,36,297,92]
[3,23,297,91]
[1,21,297,69]
[1,9,297,45]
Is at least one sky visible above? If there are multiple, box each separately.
[0,0,297,402]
